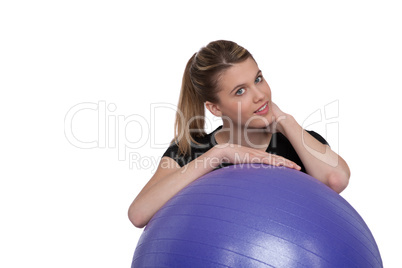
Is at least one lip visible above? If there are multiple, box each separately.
[254,101,269,115]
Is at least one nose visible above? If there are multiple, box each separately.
[252,86,266,103]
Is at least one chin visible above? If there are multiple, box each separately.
[244,122,271,130]
[244,116,272,129]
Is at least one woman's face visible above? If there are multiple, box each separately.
[208,57,273,129]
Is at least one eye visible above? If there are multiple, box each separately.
[255,76,263,83]
[235,88,245,96]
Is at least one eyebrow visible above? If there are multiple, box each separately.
[230,70,262,94]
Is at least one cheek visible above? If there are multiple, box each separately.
[219,102,239,117]
[240,104,254,122]
[263,82,272,96]
[223,102,249,122]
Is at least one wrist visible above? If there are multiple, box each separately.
[277,114,299,136]
[209,144,230,167]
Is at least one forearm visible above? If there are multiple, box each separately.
[129,147,224,228]
[280,116,350,193]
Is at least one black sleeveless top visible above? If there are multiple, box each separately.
[162,126,328,173]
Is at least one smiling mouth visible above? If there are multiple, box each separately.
[254,102,268,113]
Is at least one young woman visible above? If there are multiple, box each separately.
[128,40,350,228]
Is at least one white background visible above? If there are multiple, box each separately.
[1,0,400,267]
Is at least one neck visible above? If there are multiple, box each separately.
[216,122,272,151]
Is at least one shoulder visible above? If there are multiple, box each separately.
[162,126,221,167]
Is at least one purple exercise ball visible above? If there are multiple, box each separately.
[132,164,382,267]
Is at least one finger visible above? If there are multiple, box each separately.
[281,158,301,170]
[270,155,301,170]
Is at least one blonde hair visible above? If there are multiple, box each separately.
[174,40,253,155]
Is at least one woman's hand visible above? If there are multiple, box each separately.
[214,143,301,170]
[268,102,291,134]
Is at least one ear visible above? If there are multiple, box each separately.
[205,101,223,117]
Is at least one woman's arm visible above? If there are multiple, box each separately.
[128,148,219,228]
[271,103,350,193]
[128,144,301,228]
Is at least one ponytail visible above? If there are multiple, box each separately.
[172,40,253,156]
[173,53,206,156]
